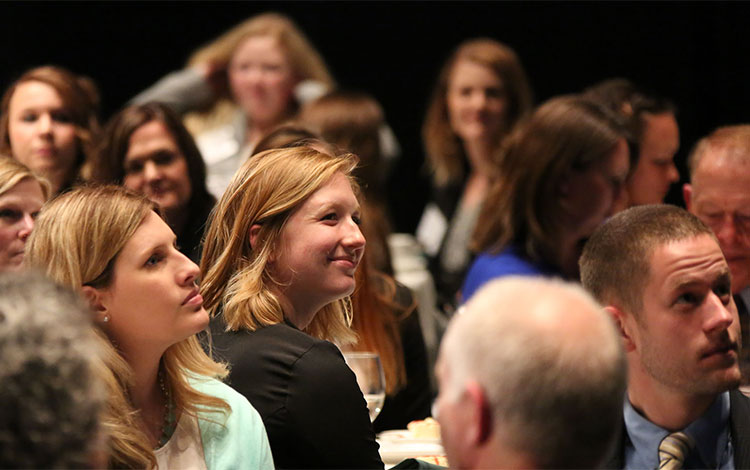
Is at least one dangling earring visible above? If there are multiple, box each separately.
[342,296,353,327]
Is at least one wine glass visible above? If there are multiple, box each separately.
[344,352,386,422]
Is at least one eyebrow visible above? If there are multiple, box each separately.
[669,269,732,292]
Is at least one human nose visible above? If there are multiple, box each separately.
[667,162,680,183]
[715,215,739,245]
[36,114,53,136]
[177,251,200,287]
[342,219,366,252]
[143,161,161,182]
[17,213,35,241]
[703,292,735,334]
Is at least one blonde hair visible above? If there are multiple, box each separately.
[26,185,228,469]
[0,156,50,199]
[201,146,358,345]
[423,38,532,186]
[184,12,335,133]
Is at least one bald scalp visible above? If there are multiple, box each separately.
[440,277,626,469]
[688,125,750,180]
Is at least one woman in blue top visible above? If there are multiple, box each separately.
[462,95,630,302]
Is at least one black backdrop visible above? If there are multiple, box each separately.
[4,1,750,232]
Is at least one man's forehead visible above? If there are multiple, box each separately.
[648,235,728,288]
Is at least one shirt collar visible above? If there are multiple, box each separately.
[624,392,731,469]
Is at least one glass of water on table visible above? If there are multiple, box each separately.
[344,352,386,421]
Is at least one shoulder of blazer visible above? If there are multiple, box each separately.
[730,389,750,469]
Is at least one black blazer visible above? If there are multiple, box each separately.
[605,390,750,469]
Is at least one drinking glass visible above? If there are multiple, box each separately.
[344,352,386,422]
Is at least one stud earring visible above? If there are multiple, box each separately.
[102,314,110,323]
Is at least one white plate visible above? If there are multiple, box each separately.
[377,430,445,466]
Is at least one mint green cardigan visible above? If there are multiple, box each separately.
[191,376,274,470]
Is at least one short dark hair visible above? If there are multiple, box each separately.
[93,102,214,215]
[580,204,715,313]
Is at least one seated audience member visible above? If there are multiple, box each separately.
[0,157,48,271]
[417,38,533,312]
[0,66,100,195]
[252,131,432,432]
[435,276,626,469]
[684,125,750,304]
[580,204,750,469]
[0,271,106,469]
[93,103,215,262]
[26,185,273,469]
[201,147,383,468]
[132,12,335,198]
[461,95,629,302]
[584,78,680,211]
[683,125,750,381]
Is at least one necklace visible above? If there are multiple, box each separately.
[156,368,177,449]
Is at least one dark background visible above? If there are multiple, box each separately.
[4,1,750,232]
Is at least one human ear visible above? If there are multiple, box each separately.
[465,380,493,445]
[81,285,109,324]
[604,305,636,353]
[249,224,262,250]
[683,184,693,211]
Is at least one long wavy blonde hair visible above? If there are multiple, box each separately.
[25,185,228,469]
[185,12,335,134]
[200,146,358,345]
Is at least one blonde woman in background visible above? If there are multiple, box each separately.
[26,185,273,469]
[201,146,383,469]
[0,66,100,195]
[417,38,532,313]
[0,157,48,271]
[133,12,335,198]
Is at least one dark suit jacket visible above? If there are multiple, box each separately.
[605,390,750,469]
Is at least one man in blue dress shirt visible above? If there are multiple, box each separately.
[581,204,750,469]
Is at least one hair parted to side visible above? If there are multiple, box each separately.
[0,65,101,182]
[472,95,625,270]
[93,102,215,216]
[687,124,750,179]
[200,146,359,345]
[0,156,50,199]
[580,204,715,314]
[0,271,106,468]
[583,78,675,162]
[25,184,228,469]
[423,38,533,186]
[440,277,626,469]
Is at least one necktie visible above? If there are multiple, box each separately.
[658,432,695,470]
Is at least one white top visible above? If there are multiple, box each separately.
[154,413,207,470]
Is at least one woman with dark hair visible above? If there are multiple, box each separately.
[461,95,630,302]
[94,102,215,262]
[0,65,100,195]
[417,38,533,312]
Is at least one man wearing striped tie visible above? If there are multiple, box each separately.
[581,204,750,469]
